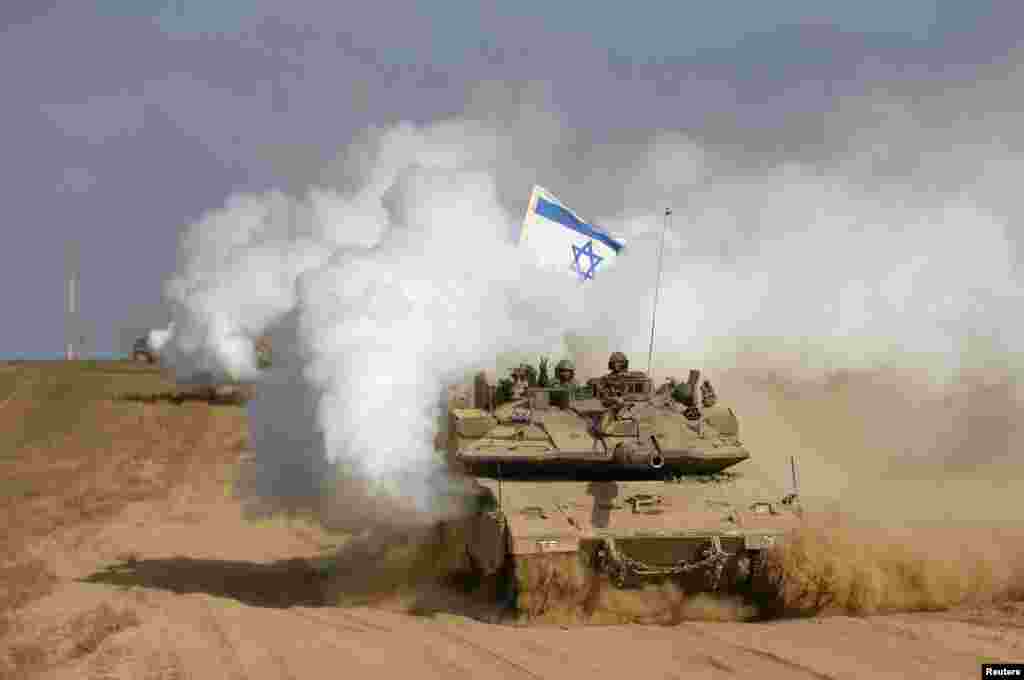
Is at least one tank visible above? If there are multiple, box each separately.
[165,336,270,403]
[440,360,802,618]
[132,336,156,363]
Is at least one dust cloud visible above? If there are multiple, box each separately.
[718,366,1024,618]
[764,513,1024,616]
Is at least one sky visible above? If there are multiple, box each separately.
[1,0,1021,357]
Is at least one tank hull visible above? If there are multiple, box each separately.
[442,475,799,618]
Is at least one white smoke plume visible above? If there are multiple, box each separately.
[164,121,587,517]
[146,321,175,353]
[162,53,1024,522]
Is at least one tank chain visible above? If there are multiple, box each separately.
[595,536,736,590]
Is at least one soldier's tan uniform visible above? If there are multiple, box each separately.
[589,352,630,401]
[509,365,531,399]
[552,359,593,403]
[554,359,578,388]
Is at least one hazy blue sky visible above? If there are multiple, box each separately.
[1,1,1020,356]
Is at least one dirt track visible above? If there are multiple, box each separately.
[1,361,1022,679]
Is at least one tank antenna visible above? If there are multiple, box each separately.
[790,455,800,498]
[782,455,801,506]
[647,208,671,376]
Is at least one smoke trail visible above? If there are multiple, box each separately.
[292,168,584,510]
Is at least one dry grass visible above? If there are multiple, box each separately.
[0,370,19,405]
[117,385,255,406]
[763,513,1024,617]
[513,552,591,621]
[0,561,57,617]
[505,517,1024,624]
[0,642,46,680]
[511,553,756,625]
[67,603,141,659]
[0,361,248,678]
[0,603,140,679]
[0,361,247,640]
[325,525,467,608]
[321,528,759,626]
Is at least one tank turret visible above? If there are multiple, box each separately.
[452,365,748,477]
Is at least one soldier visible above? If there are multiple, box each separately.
[554,359,577,387]
[607,351,628,375]
[509,365,531,399]
[590,352,630,401]
[550,359,588,407]
[132,336,155,363]
[700,378,717,408]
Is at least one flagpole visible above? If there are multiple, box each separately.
[647,208,671,377]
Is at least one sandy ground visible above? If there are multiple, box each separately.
[16,483,1024,680]
[2,361,1023,679]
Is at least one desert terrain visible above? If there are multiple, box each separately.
[1,360,1022,679]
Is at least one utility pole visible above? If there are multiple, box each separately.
[65,241,80,360]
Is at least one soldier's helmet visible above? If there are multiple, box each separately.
[608,352,628,372]
[555,359,575,382]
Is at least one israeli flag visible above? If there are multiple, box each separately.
[519,185,625,281]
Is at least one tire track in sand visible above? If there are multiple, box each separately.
[290,608,542,679]
[198,601,306,680]
[424,625,546,680]
[286,608,383,634]
[196,599,249,680]
[681,624,838,680]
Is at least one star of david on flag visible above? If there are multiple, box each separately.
[518,185,625,282]
[571,240,603,280]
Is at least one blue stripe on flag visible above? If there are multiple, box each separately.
[534,197,623,253]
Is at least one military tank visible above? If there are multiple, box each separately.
[441,353,802,618]
[164,336,271,404]
[132,336,156,363]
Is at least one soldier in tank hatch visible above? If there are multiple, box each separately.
[555,359,578,387]
[589,352,630,401]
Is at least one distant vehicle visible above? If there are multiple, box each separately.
[131,332,270,369]
[170,336,270,403]
[131,337,156,363]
